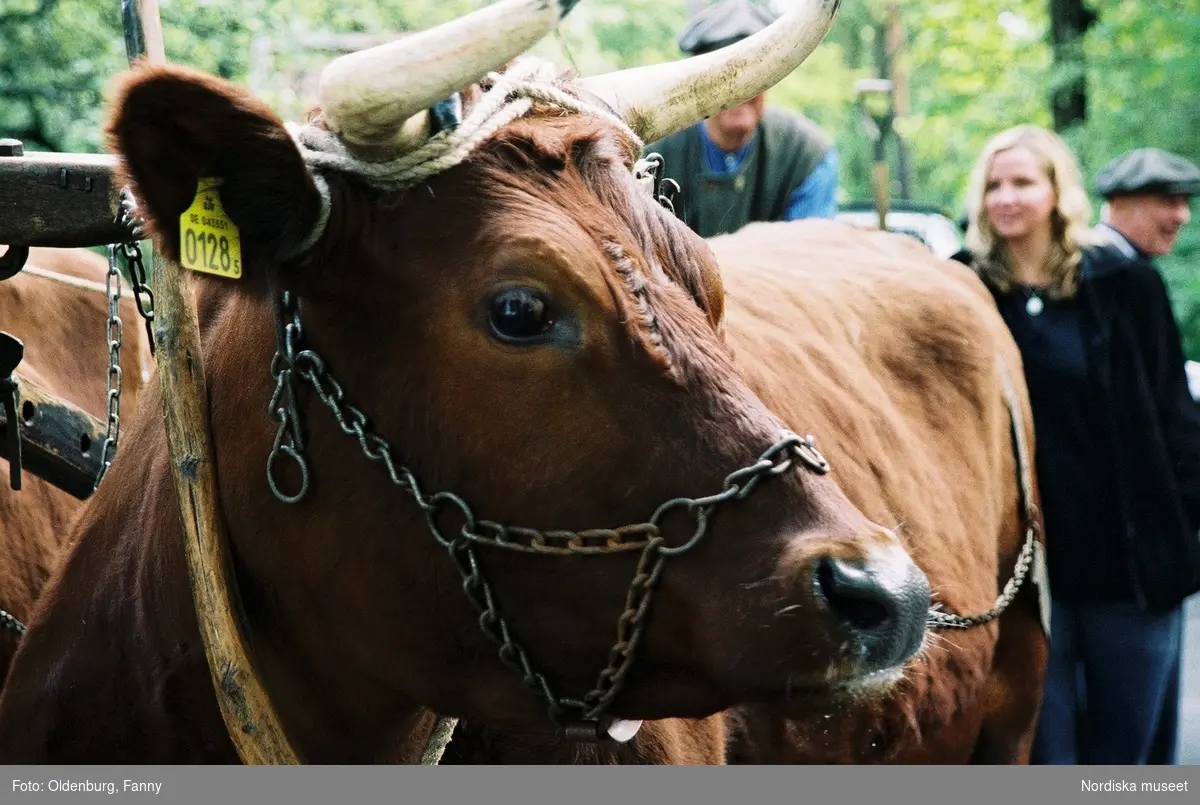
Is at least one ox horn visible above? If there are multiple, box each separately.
[578,0,840,144]
[318,0,583,155]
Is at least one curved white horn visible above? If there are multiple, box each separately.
[319,0,583,152]
[578,0,840,144]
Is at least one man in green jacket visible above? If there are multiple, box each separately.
[643,0,839,238]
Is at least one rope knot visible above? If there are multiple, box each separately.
[283,56,644,255]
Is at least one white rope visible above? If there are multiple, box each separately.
[19,264,137,298]
[284,56,644,252]
[282,171,332,261]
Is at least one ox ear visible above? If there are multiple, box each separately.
[105,64,323,276]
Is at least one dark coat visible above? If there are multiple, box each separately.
[954,245,1200,611]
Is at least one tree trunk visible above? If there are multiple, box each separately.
[887,4,912,200]
[1048,0,1098,131]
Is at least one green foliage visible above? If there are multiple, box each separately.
[2,0,1200,352]
[0,0,124,152]
[1078,1,1200,356]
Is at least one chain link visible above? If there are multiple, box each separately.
[91,191,158,492]
[94,246,124,491]
[926,520,1038,630]
[118,188,157,354]
[632,152,681,217]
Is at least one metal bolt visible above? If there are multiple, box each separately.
[0,139,24,157]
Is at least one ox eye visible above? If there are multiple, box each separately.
[489,287,554,343]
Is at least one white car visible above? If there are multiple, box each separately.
[1187,361,1200,401]
[835,202,965,261]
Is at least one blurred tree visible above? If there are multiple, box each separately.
[0,0,125,152]
[2,0,1199,354]
[1048,0,1098,131]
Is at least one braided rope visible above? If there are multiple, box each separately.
[1,608,26,636]
[284,56,644,253]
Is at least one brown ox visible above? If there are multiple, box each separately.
[0,246,153,678]
[709,222,1048,764]
[437,222,1049,765]
[0,1,1036,764]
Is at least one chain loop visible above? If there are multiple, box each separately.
[93,246,124,491]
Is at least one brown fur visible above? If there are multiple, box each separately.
[710,222,1048,763]
[0,63,1043,764]
[0,247,153,680]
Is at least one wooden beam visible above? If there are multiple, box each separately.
[0,372,106,500]
[152,253,303,764]
[0,151,128,248]
[122,0,302,764]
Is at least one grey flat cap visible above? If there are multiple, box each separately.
[677,0,778,55]
[1095,147,1200,198]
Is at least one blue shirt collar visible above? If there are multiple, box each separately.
[698,123,754,174]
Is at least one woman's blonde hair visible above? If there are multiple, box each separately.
[964,124,1095,298]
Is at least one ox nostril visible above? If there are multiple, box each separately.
[815,557,894,631]
[814,553,932,672]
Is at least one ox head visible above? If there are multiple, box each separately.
[106,0,929,747]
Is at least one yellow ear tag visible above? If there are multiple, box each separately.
[179,177,243,279]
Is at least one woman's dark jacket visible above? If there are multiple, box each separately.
[953,245,1200,611]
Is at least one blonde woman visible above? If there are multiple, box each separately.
[954,125,1200,764]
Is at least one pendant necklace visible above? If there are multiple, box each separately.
[1025,292,1044,316]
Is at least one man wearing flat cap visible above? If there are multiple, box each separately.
[643,0,838,238]
[1091,146,1199,767]
[1094,147,1198,261]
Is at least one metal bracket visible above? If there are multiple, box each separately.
[0,332,25,490]
[0,246,30,282]
[429,93,463,137]
[633,152,680,217]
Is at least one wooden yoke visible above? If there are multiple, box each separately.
[123,0,302,764]
[0,370,108,500]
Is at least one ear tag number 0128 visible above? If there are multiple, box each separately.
[179,177,242,279]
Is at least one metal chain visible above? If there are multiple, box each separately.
[94,246,124,491]
[633,152,680,217]
[926,520,1037,630]
[926,356,1040,630]
[118,188,157,354]
[263,290,1040,730]
[1,608,26,636]
[266,291,829,734]
[266,300,309,504]
[91,192,158,493]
